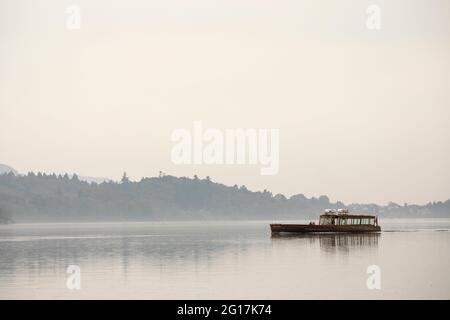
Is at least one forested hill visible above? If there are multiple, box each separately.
[0,172,449,222]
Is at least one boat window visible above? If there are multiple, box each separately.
[339,217,376,225]
[320,216,334,225]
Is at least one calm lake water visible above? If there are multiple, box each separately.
[0,219,449,299]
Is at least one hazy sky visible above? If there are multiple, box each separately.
[1,0,449,204]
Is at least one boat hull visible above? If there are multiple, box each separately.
[270,224,381,234]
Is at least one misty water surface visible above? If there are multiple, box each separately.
[0,219,449,299]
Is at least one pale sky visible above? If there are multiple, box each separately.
[1,0,449,205]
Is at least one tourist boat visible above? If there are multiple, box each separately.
[270,209,381,235]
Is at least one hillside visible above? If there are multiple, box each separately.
[0,164,18,175]
[0,172,449,222]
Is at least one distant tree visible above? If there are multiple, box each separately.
[336,201,345,207]
[290,194,306,201]
[71,174,79,182]
[274,193,287,201]
[121,172,130,184]
[318,195,330,205]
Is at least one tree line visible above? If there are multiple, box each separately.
[0,171,449,223]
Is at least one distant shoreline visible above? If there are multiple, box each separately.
[1,172,449,223]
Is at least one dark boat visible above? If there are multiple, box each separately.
[270,209,381,235]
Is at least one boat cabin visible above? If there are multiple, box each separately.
[319,209,378,227]
[270,209,381,234]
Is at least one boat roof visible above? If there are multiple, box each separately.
[320,214,377,219]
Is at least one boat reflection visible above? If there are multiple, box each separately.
[271,232,380,254]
